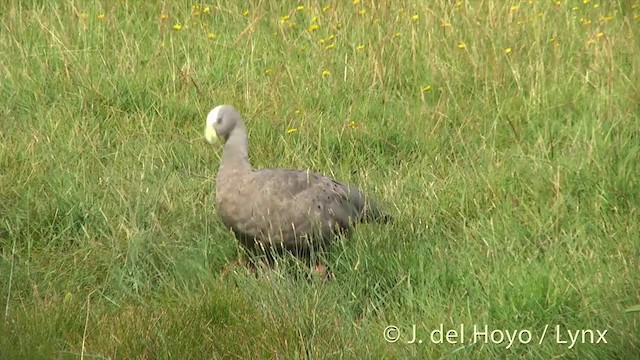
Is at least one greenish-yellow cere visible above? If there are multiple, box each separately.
[205,126,218,144]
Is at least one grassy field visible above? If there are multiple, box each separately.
[1,0,639,358]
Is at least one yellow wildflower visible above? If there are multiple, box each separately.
[411,15,419,22]
[287,128,297,134]
[358,9,366,16]
[455,1,463,8]
[322,69,331,77]
[98,14,105,21]
[510,5,519,12]
[203,7,210,14]
[307,24,319,31]
[600,15,614,22]
[353,0,360,5]
[457,42,466,49]
[173,23,183,30]
[207,33,217,39]
[422,85,432,93]
[264,69,273,75]
[325,43,335,50]
[322,6,331,12]
[242,9,249,16]
[160,14,168,21]
[297,5,304,11]
[356,44,365,50]
[504,47,512,54]
[348,120,357,128]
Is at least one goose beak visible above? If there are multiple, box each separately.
[205,125,218,144]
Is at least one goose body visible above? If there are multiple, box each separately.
[205,105,389,262]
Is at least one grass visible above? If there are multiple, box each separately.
[1,0,639,358]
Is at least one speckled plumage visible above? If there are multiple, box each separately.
[205,105,389,262]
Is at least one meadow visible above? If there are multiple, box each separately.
[1,0,639,358]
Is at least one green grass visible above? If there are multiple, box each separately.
[1,0,639,358]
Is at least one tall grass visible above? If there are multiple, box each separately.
[1,0,639,358]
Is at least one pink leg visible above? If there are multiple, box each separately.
[312,263,332,280]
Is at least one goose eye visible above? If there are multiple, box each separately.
[216,117,223,124]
